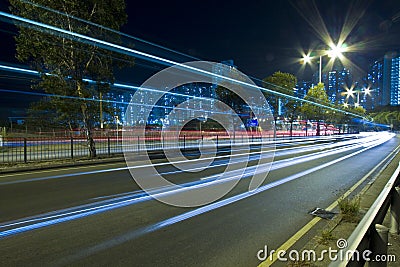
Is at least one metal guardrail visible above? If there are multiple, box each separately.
[330,162,400,267]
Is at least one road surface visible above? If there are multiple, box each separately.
[0,132,398,266]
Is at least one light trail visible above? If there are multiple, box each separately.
[0,11,365,118]
[0,87,236,118]
[16,0,202,62]
[56,132,394,264]
[0,64,217,103]
[0,135,363,185]
[0,0,330,103]
[0,132,394,239]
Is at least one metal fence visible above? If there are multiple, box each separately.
[0,136,123,164]
[0,129,329,164]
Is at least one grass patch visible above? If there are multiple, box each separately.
[316,229,336,245]
[337,196,360,222]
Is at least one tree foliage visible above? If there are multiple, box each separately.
[262,71,297,119]
[262,71,298,136]
[353,106,366,115]
[215,66,248,122]
[10,0,132,156]
[371,110,400,130]
[301,82,330,136]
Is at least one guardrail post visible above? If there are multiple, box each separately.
[216,135,218,149]
[70,137,74,159]
[183,135,186,151]
[390,187,400,234]
[24,138,27,163]
[370,224,389,267]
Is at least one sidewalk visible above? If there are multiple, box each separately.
[0,155,125,174]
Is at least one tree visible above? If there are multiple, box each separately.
[262,71,297,137]
[327,107,347,134]
[9,0,132,157]
[285,96,301,137]
[215,67,249,127]
[371,110,400,131]
[351,105,366,116]
[301,83,330,136]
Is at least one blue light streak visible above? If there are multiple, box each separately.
[8,0,305,104]
[0,133,394,240]
[54,133,394,264]
[0,135,367,186]
[0,63,214,103]
[17,0,202,62]
[0,88,233,117]
[0,11,365,118]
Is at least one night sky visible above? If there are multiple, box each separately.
[0,0,400,121]
[121,0,400,80]
[0,0,399,81]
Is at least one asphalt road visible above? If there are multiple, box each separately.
[0,133,399,267]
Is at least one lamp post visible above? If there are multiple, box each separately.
[319,55,323,83]
[302,44,347,84]
[115,115,120,143]
[100,92,103,130]
[302,54,326,84]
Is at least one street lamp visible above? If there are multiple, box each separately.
[302,43,347,83]
[327,43,347,59]
[115,115,120,142]
[364,87,371,96]
[341,85,371,108]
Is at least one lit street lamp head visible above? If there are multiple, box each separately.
[301,54,312,64]
[327,43,347,59]
[364,87,372,96]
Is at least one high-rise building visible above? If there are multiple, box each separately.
[311,67,352,104]
[365,60,384,110]
[294,80,313,99]
[327,68,352,104]
[382,52,400,106]
[124,61,238,127]
[390,57,400,105]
